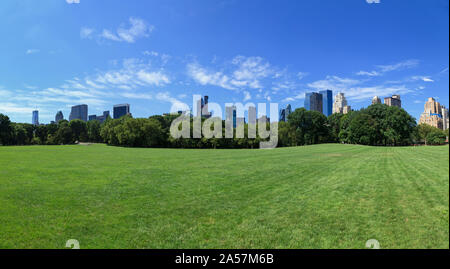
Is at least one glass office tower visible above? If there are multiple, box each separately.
[32,110,39,125]
[304,92,323,113]
[113,104,130,119]
[319,90,333,117]
[69,104,88,121]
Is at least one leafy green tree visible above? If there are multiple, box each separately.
[69,120,88,142]
[35,125,48,145]
[347,113,378,145]
[55,120,74,144]
[327,113,344,143]
[426,129,446,145]
[13,124,27,145]
[0,113,13,145]
[87,120,102,143]
[287,108,328,145]
[416,124,438,145]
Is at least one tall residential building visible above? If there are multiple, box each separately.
[333,93,348,114]
[113,104,130,119]
[32,110,39,125]
[279,104,292,122]
[248,105,256,125]
[442,106,449,130]
[372,96,381,105]
[196,96,212,119]
[384,94,401,108]
[343,106,352,114]
[226,105,237,128]
[88,110,110,123]
[98,111,110,123]
[419,97,443,129]
[304,92,323,113]
[55,111,64,123]
[319,90,333,117]
[69,104,88,121]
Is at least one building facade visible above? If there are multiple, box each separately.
[319,90,333,117]
[196,96,212,119]
[113,104,130,119]
[419,97,444,129]
[333,93,347,114]
[442,106,449,130]
[384,95,401,108]
[305,92,323,113]
[55,111,64,123]
[372,96,381,105]
[89,111,110,123]
[32,110,39,125]
[226,105,237,128]
[279,104,292,122]
[69,104,88,121]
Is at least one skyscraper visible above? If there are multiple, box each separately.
[384,95,401,108]
[304,92,323,113]
[442,106,449,130]
[113,104,130,119]
[97,111,110,123]
[32,110,39,125]
[196,96,212,118]
[226,105,237,128]
[319,90,333,116]
[279,108,286,122]
[69,104,88,121]
[332,93,351,114]
[372,96,381,105]
[419,97,444,129]
[55,111,64,123]
[279,104,292,122]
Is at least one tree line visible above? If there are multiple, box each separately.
[0,104,448,147]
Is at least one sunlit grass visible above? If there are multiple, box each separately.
[0,144,448,249]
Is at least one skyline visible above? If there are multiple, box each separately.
[0,0,449,123]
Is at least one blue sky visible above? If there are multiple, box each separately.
[0,0,448,123]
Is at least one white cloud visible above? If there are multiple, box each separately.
[342,85,412,101]
[100,17,154,43]
[297,72,309,80]
[66,0,80,4]
[282,91,307,102]
[308,76,361,91]
[357,59,419,77]
[187,62,235,90]
[156,92,189,112]
[306,75,414,102]
[26,49,39,54]
[121,92,153,100]
[187,56,277,91]
[243,91,251,101]
[376,59,419,73]
[356,70,381,77]
[411,76,434,82]
[366,0,380,3]
[137,70,170,86]
[0,102,33,114]
[80,27,94,39]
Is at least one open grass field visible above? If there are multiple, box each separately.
[0,144,448,249]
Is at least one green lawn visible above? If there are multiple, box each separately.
[0,144,448,249]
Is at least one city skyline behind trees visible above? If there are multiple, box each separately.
[0,104,448,147]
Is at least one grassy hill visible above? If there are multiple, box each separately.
[0,144,448,249]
